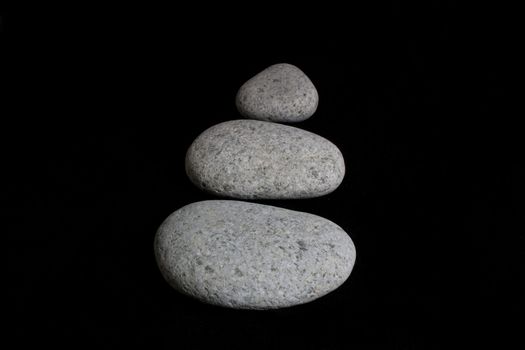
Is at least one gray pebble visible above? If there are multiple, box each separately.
[185,120,345,199]
[236,63,319,122]
[154,200,356,309]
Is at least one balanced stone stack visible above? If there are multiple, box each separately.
[154,63,356,309]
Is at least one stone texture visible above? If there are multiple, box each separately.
[236,63,319,122]
[185,120,345,199]
[154,200,356,309]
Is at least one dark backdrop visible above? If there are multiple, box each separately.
[4,6,521,349]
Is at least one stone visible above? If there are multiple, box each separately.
[154,200,356,309]
[236,63,319,122]
[185,119,345,199]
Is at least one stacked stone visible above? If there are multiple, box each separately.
[154,63,356,309]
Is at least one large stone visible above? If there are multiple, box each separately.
[185,120,345,199]
[154,200,356,309]
[236,63,319,122]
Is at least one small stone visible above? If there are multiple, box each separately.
[154,200,356,309]
[185,119,345,199]
[236,63,319,123]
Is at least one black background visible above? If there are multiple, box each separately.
[4,5,522,348]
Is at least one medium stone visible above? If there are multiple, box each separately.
[185,120,345,199]
[154,200,356,309]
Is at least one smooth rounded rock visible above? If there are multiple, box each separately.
[154,200,356,309]
[185,119,345,199]
[236,63,319,122]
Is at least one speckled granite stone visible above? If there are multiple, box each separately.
[154,200,356,309]
[185,120,345,199]
[236,63,319,122]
